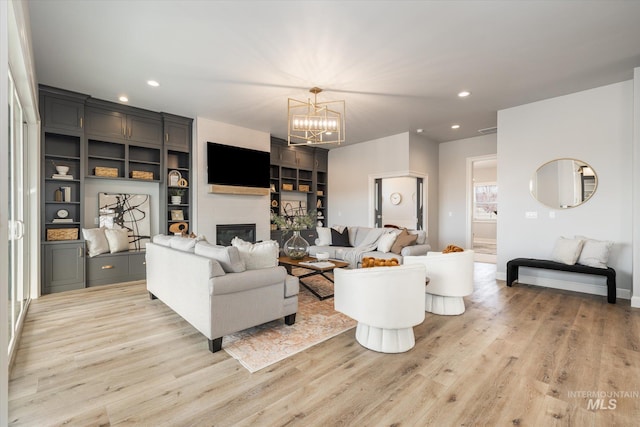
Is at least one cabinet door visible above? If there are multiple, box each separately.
[128,114,163,146]
[315,148,328,172]
[43,242,85,294]
[43,96,84,132]
[164,120,191,150]
[296,149,315,169]
[280,147,298,167]
[86,107,127,140]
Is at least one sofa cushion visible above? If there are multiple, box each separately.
[390,229,418,255]
[331,227,351,247]
[104,228,130,253]
[169,235,198,252]
[152,234,173,247]
[316,227,332,246]
[195,241,246,273]
[232,238,279,270]
[409,230,427,245]
[551,236,584,265]
[82,227,110,257]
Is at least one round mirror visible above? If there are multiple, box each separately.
[530,158,597,209]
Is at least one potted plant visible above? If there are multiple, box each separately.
[169,188,186,205]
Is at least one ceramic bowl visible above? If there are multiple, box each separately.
[55,165,70,175]
[316,252,330,261]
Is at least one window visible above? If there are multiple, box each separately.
[474,183,497,221]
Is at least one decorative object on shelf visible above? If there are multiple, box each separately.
[282,183,294,191]
[169,222,188,235]
[94,166,118,177]
[271,199,278,207]
[168,170,182,187]
[317,190,324,196]
[55,165,70,175]
[177,177,189,187]
[299,184,310,192]
[46,228,78,241]
[170,210,184,221]
[270,183,276,193]
[56,209,69,219]
[98,192,151,250]
[288,87,345,146]
[317,220,323,227]
[169,188,185,205]
[316,199,322,208]
[390,192,402,205]
[131,170,154,180]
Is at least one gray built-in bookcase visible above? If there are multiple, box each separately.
[40,85,192,294]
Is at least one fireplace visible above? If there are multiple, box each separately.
[216,224,256,246]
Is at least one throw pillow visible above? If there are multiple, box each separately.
[390,229,418,254]
[377,231,398,253]
[82,227,109,257]
[550,237,585,265]
[195,241,245,273]
[169,236,198,252]
[316,227,332,246]
[576,236,613,269]
[330,227,350,247]
[231,237,279,270]
[104,228,130,253]
[409,230,427,245]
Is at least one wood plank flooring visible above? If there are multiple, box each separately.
[8,265,640,426]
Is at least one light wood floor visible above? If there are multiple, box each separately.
[9,264,640,426]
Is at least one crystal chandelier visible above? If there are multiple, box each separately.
[287,87,345,146]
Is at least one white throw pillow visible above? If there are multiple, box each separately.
[169,235,200,252]
[550,237,584,265]
[576,236,613,269]
[316,227,332,246]
[409,230,427,245]
[231,237,279,270]
[82,228,110,257]
[104,228,130,253]
[377,231,398,253]
[195,241,246,273]
[152,234,173,247]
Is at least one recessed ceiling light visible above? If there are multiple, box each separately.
[147,80,160,87]
[451,124,461,129]
[119,95,129,102]
[458,91,471,98]
[416,129,424,133]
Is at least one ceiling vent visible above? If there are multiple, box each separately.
[478,126,497,135]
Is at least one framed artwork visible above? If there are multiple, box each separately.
[98,192,151,250]
[170,210,184,221]
[280,200,307,216]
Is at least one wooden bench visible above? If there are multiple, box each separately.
[506,258,616,304]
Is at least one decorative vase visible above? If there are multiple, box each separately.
[171,196,182,205]
[284,230,309,260]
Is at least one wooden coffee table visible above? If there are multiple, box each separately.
[278,255,349,300]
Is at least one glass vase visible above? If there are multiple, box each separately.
[284,230,309,260]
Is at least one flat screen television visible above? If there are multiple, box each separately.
[207,142,270,189]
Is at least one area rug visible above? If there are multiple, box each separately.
[223,268,355,373]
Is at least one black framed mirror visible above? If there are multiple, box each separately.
[530,158,597,209]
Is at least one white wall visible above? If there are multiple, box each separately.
[438,134,497,249]
[633,67,640,308]
[194,117,271,242]
[497,81,633,297]
[409,132,439,247]
[328,133,409,227]
[380,176,418,229]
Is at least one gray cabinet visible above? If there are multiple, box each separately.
[43,96,85,132]
[163,114,191,150]
[42,242,85,294]
[85,104,162,146]
[297,150,315,170]
[86,251,146,286]
[315,149,328,172]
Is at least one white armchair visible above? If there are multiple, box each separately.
[404,250,475,315]
[334,264,426,353]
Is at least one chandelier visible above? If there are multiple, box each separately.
[287,87,345,146]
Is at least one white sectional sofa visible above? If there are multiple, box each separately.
[146,235,299,352]
[308,226,431,267]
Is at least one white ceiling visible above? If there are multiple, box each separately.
[27,0,640,146]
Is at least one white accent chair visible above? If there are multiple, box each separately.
[404,250,475,315]
[334,263,426,353]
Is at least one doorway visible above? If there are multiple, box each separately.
[373,175,425,230]
[467,156,497,263]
